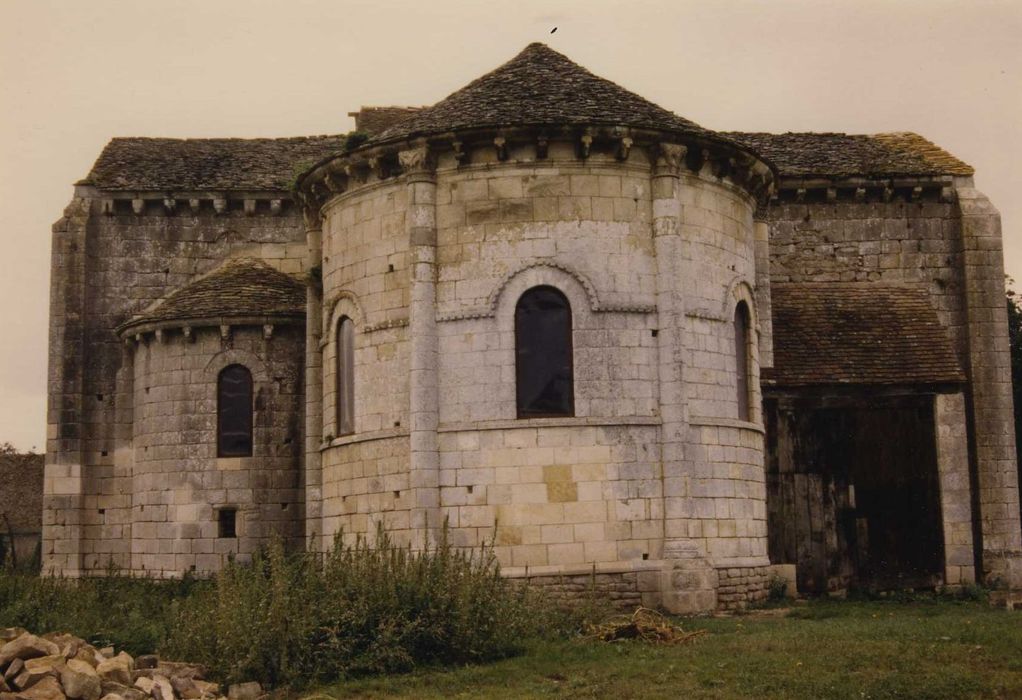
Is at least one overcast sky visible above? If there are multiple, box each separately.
[1,0,1019,451]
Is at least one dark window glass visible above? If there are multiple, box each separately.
[218,508,237,538]
[337,317,355,436]
[515,286,574,417]
[217,364,253,457]
[735,301,751,421]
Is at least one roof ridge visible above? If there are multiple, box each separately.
[368,42,719,146]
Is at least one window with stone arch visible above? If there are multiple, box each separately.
[734,301,753,422]
[336,316,355,436]
[217,364,253,457]
[515,286,574,418]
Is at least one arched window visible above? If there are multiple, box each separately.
[336,316,355,436]
[217,364,253,457]
[734,301,752,422]
[515,286,574,418]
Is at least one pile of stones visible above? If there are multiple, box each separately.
[0,629,261,700]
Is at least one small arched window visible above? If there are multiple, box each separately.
[515,286,574,418]
[337,316,355,436]
[734,301,752,422]
[217,364,253,457]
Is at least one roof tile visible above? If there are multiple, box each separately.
[370,43,722,145]
[726,131,973,179]
[766,283,965,387]
[81,135,344,192]
[123,258,305,329]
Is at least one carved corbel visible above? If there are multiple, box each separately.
[132,198,145,215]
[189,198,202,213]
[301,204,322,232]
[855,187,867,202]
[940,185,955,203]
[182,326,193,342]
[263,324,274,340]
[270,199,283,215]
[536,133,549,159]
[101,199,115,216]
[579,132,593,159]
[493,136,508,161]
[452,140,467,165]
[795,188,807,203]
[213,197,228,215]
[220,324,231,340]
[686,148,712,176]
[653,143,688,176]
[154,329,165,344]
[323,172,345,194]
[721,157,738,181]
[883,185,894,202]
[368,156,388,180]
[163,198,177,214]
[911,186,923,202]
[826,187,837,203]
[344,161,369,184]
[616,136,633,161]
[243,199,257,216]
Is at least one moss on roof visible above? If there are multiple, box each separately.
[727,131,973,179]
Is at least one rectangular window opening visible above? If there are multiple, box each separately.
[218,508,237,539]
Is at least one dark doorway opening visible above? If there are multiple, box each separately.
[766,394,945,595]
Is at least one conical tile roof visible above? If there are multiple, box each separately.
[372,43,723,145]
[121,259,305,331]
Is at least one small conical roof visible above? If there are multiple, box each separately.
[120,259,305,332]
[372,43,721,144]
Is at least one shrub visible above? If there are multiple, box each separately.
[0,568,202,655]
[162,526,547,688]
[0,527,589,689]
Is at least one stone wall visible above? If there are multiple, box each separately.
[0,451,44,564]
[311,140,769,613]
[45,194,307,574]
[129,324,304,574]
[764,186,1022,590]
[437,423,663,568]
[716,565,770,610]
[765,197,967,363]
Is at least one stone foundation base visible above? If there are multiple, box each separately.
[717,565,770,610]
[503,555,773,613]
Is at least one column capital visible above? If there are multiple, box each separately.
[653,143,688,177]
[399,143,436,181]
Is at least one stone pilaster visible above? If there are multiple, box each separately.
[753,218,773,368]
[303,208,324,549]
[934,391,977,586]
[957,186,1022,592]
[43,197,90,576]
[652,143,715,612]
[401,145,441,544]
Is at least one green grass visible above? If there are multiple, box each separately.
[315,598,1022,700]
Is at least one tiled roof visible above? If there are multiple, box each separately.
[122,259,305,329]
[726,131,973,179]
[371,42,723,145]
[80,135,345,192]
[349,107,425,137]
[765,283,965,387]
